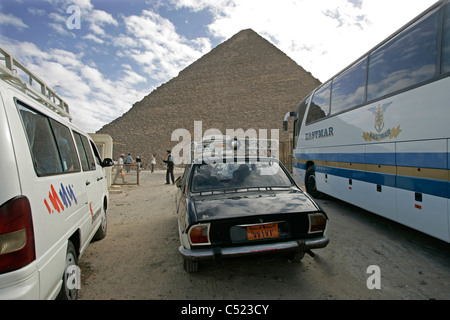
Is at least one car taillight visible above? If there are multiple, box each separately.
[0,196,36,274]
[189,224,211,246]
[308,213,327,233]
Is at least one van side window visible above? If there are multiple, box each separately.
[73,132,96,171]
[82,136,96,170]
[73,132,89,171]
[367,7,439,101]
[90,140,102,167]
[17,101,79,176]
[49,119,81,173]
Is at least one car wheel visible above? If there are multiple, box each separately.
[57,241,79,300]
[183,259,199,273]
[305,166,322,199]
[287,251,306,262]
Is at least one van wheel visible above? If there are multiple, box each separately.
[57,241,79,300]
[305,166,322,199]
[92,207,107,241]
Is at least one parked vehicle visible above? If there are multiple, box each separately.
[0,47,113,299]
[175,138,329,272]
[283,0,450,243]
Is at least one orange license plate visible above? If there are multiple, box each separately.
[247,223,279,240]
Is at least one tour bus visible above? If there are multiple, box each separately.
[0,47,113,299]
[283,0,450,243]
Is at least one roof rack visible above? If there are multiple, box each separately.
[0,46,71,121]
[191,135,279,161]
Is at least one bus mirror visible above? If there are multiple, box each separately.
[283,111,295,131]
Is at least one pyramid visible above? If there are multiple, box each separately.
[97,29,321,168]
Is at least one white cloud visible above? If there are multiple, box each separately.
[87,9,119,36]
[173,0,437,82]
[83,33,105,44]
[121,9,212,81]
[27,8,46,16]
[66,0,93,11]
[0,13,28,29]
[1,0,438,133]
[90,9,118,26]
[0,36,148,132]
[121,65,147,85]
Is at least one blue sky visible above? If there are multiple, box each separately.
[0,0,437,132]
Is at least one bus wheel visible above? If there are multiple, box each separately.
[305,166,322,199]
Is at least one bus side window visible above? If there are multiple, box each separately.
[294,94,311,146]
[367,7,439,101]
[331,58,367,115]
[442,2,450,74]
[306,82,331,125]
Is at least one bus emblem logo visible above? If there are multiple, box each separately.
[363,102,401,142]
[374,105,387,133]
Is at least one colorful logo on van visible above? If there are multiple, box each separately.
[363,102,402,142]
[44,183,77,214]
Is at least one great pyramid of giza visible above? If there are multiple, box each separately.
[97,29,321,168]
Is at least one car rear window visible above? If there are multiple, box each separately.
[191,161,293,192]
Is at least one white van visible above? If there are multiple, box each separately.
[0,47,113,299]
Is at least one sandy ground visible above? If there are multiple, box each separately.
[78,170,450,300]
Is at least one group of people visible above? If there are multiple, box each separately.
[113,150,175,185]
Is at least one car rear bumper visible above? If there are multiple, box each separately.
[179,236,329,262]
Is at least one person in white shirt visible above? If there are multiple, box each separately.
[113,153,126,184]
[151,154,156,173]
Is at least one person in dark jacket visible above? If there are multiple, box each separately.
[163,150,174,184]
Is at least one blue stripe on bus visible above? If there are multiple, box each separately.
[295,152,448,169]
[311,165,449,198]
[396,152,447,169]
[365,153,396,166]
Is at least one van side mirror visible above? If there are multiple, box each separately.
[175,176,183,188]
[102,158,114,167]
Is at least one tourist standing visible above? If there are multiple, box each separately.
[163,150,174,184]
[151,154,156,173]
[113,153,126,184]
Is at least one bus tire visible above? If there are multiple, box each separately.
[305,166,322,199]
